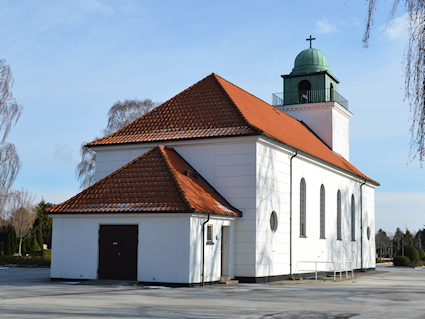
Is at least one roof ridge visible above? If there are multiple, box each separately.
[158,145,194,211]
[211,74,263,134]
[88,74,229,147]
[214,73,272,107]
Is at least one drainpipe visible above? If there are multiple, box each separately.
[289,150,298,277]
[360,180,366,272]
[201,214,210,286]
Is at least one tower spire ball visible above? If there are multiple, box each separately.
[306,35,316,48]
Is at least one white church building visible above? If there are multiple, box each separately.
[48,44,379,285]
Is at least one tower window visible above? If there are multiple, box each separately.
[298,80,311,103]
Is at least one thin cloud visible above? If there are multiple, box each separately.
[383,14,407,40]
[315,18,338,34]
[52,143,78,166]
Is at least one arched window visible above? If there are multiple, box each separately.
[300,178,306,237]
[320,184,325,239]
[298,80,311,103]
[351,195,355,241]
[337,190,341,240]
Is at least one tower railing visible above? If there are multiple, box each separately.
[272,89,349,110]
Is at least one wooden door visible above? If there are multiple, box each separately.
[98,225,138,280]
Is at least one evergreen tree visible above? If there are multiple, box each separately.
[5,232,12,255]
[34,200,53,248]
[405,229,413,246]
[37,225,43,248]
[31,231,40,251]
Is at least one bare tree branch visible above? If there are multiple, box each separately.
[0,59,22,218]
[76,99,159,190]
[9,188,36,256]
[0,59,23,143]
[102,99,158,136]
[363,0,425,165]
[76,139,97,190]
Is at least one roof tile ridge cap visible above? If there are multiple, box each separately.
[214,73,275,109]
[166,73,217,101]
[158,145,194,211]
[49,146,161,211]
[130,73,218,118]
[212,73,263,133]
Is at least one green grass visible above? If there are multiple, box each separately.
[0,256,51,267]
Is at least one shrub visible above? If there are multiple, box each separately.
[415,246,425,260]
[404,245,421,263]
[42,249,51,260]
[0,256,50,267]
[393,256,411,266]
[397,245,420,264]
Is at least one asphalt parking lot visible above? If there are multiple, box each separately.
[1,264,425,318]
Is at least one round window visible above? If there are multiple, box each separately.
[270,211,278,232]
[367,227,371,240]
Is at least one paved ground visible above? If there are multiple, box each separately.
[1,264,425,318]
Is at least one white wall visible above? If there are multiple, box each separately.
[290,152,376,273]
[50,214,192,283]
[255,140,291,278]
[50,213,238,284]
[254,137,376,278]
[189,216,236,283]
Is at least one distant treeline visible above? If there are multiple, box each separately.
[376,228,425,259]
[0,200,53,256]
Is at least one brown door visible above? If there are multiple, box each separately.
[98,225,138,280]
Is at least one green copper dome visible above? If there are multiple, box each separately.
[290,48,332,76]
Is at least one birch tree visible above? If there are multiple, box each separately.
[9,189,36,256]
[76,99,158,189]
[363,0,425,163]
[0,59,22,215]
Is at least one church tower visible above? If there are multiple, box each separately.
[273,36,352,160]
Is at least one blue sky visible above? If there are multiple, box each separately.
[0,0,423,234]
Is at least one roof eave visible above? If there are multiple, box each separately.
[86,132,262,149]
[47,209,241,217]
[259,134,379,187]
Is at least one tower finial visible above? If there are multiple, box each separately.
[306,35,316,48]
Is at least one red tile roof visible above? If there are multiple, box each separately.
[48,145,241,216]
[88,73,378,185]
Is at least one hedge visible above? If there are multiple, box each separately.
[393,256,411,266]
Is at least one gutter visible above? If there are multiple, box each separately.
[360,180,366,271]
[201,214,210,286]
[289,149,298,277]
